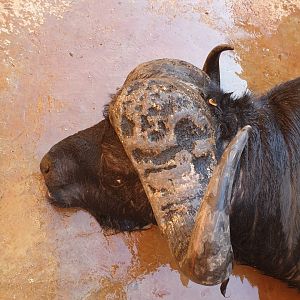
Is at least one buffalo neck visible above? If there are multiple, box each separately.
[217,83,300,287]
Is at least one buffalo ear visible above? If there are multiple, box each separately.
[203,44,234,87]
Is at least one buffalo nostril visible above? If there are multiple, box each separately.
[40,154,52,175]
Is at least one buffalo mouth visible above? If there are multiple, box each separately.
[109,45,251,285]
[44,186,72,208]
[47,190,55,202]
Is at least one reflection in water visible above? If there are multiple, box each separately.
[1,0,300,299]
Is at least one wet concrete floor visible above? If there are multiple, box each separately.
[1,1,300,299]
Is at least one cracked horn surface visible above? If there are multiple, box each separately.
[109,60,217,264]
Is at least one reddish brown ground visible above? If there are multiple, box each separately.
[1,1,300,299]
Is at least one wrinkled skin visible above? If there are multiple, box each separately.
[41,45,300,290]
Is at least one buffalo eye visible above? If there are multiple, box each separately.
[101,173,126,189]
[110,177,125,188]
[100,154,127,188]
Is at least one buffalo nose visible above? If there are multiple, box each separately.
[40,154,52,175]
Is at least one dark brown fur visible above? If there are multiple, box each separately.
[207,78,300,288]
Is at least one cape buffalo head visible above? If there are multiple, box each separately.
[40,45,251,286]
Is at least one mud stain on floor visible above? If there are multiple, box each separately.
[1,1,300,299]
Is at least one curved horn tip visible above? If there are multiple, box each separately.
[203,44,234,86]
[209,44,234,55]
[204,44,234,60]
[211,44,234,52]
